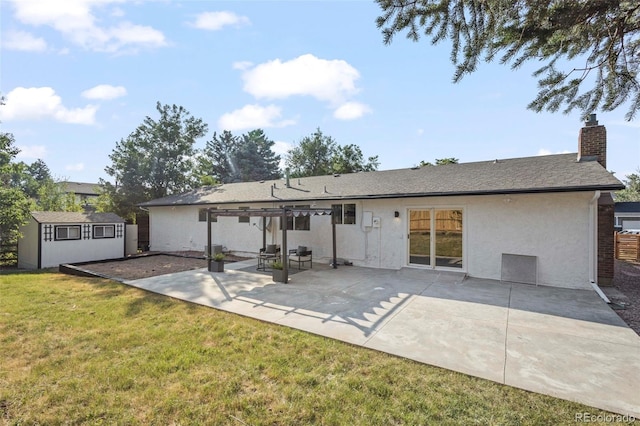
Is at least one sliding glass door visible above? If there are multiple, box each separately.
[409,209,463,269]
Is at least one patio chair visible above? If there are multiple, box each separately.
[289,246,312,270]
[258,244,280,270]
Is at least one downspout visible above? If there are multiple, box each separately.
[588,190,611,303]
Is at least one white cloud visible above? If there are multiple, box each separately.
[2,30,47,52]
[272,141,292,169]
[218,104,295,131]
[0,87,98,125]
[537,148,572,156]
[16,145,47,159]
[66,162,85,171]
[272,140,293,156]
[189,11,250,31]
[233,61,253,71]
[8,0,167,53]
[82,84,127,100]
[241,54,361,105]
[333,102,372,120]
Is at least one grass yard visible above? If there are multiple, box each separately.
[0,271,620,425]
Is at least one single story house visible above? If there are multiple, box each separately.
[60,181,101,211]
[139,115,623,290]
[615,202,640,231]
[18,211,126,269]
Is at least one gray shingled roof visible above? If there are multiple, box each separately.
[31,212,125,224]
[60,181,101,196]
[139,153,624,207]
[615,202,640,213]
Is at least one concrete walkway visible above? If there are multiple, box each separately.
[123,260,640,417]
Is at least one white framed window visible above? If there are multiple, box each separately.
[332,203,356,225]
[55,225,81,241]
[93,225,115,239]
[199,208,217,222]
[280,205,310,231]
[238,206,250,223]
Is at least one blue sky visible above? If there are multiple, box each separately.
[1,0,638,186]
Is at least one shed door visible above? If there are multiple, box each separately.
[408,209,463,269]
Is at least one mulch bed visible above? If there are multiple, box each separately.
[75,252,249,281]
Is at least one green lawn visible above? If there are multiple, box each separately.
[0,271,621,425]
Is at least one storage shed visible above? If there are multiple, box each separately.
[18,211,126,269]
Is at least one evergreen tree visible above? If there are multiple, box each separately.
[197,129,281,183]
[616,170,640,201]
[198,131,241,184]
[377,0,640,120]
[237,129,281,182]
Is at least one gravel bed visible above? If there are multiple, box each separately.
[606,260,640,335]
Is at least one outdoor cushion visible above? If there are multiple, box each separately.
[297,246,307,255]
[266,244,277,254]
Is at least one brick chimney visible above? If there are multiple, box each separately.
[578,114,615,285]
[578,113,607,168]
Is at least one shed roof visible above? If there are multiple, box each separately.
[31,211,125,224]
[139,153,624,207]
[615,202,640,213]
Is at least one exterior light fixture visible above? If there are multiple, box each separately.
[394,211,400,218]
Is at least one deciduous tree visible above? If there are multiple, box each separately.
[104,102,208,220]
[286,128,336,177]
[332,144,380,174]
[0,131,31,242]
[419,158,459,166]
[286,129,380,177]
[377,0,640,120]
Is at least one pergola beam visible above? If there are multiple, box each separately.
[205,206,337,282]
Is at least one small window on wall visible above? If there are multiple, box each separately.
[55,225,81,241]
[199,208,217,222]
[332,203,356,225]
[344,204,356,224]
[239,206,250,223]
[281,205,311,231]
[93,225,115,239]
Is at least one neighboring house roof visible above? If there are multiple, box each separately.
[140,153,624,207]
[60,181,101,196]
[31,211,125,224]
[615,202,640,213]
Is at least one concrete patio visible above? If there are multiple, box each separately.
[122,260,640,417]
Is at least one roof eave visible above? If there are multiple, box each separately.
[140,184,624,207]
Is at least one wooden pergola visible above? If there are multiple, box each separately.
[206,206,337,283]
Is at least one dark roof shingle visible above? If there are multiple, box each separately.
[140,153,624,207]
[31,212,125,224]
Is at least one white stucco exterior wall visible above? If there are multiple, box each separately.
[17,217,39,269]
[148,191,594,289]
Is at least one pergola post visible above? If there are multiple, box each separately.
[207,208,212,270]
[262,216,267,250]
[332,215,337,268]
[281,207,288,283]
